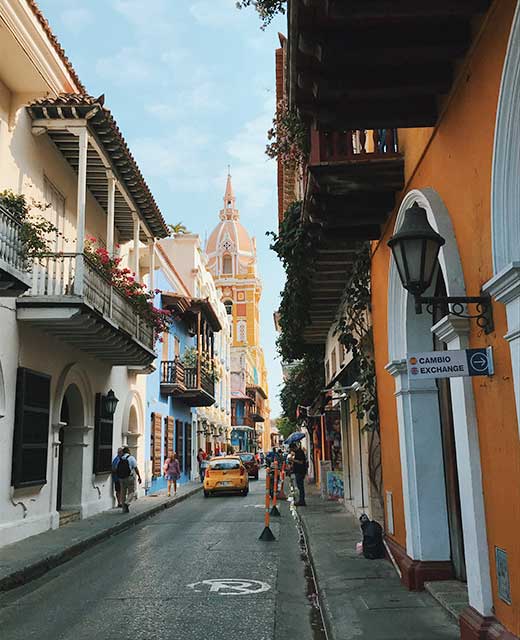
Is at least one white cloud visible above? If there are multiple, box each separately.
[60,7,93,34]
[95,46,157,85]
[222,106,277,212]
[189,0,243,28]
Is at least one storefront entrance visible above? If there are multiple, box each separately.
[56,384,84,515]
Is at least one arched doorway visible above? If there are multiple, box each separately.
[56,383,85,514]
[386,189,492,616]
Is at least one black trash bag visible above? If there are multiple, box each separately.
[359,514,385,559]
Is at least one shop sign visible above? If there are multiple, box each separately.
[407,348,493,380]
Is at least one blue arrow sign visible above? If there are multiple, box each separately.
[466,348,493,377]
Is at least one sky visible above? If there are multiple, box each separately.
[38,0,286,417]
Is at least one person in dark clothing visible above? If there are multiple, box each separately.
[290,443,307,506]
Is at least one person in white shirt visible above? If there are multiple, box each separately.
[116,446,142,513]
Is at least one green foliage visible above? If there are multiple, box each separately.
[0,190,59,268]
[266,98,308,169]
[268,201,319,361]
[235,0,286,29]
[168,222,189,235]
[279,353,324,423]
[275,416,296,440]
[335,243,379,433]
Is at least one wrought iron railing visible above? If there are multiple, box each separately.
[0,203,27,274]
[161,357,215,399]
[27,252,154,350]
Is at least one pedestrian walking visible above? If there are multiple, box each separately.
[111,447,124,507]
[196,448,206,483]
[163,452,181,496]
[290,443,307,506]
[117,446,142,513]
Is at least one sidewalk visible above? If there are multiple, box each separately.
[296,485,460,640]
[0,481,201,592]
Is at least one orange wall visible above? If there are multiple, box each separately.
[372,0,520,633]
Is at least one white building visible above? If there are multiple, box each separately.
[0,1,168,545]
[157,234,232,462]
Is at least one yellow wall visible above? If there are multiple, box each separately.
[373,0,520,632]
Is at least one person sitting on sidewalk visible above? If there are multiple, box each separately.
[290,443,307,506]
[117,446,142,513]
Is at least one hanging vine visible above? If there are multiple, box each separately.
[335,242,382,503]
[267,201,319,362]
[235,0,286,29]
[266,98,309,170]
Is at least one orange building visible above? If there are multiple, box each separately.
[277,2,520,639]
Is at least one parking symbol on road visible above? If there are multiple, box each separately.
[187,578,271,596]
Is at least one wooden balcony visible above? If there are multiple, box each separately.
[0,203,32,296]
[302,128,404,344]
[288,0,492,129]
[161,358,216,407]
[16,253,156,365]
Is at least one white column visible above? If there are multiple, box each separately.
[148,240,156,292]
[484,263,520,437]
[74,127,88,295]
[432,316,493,617]
[385,359,451,562]
[132,213,140,281]
[106,170,115,257]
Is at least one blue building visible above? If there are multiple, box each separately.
[142,244,223,494]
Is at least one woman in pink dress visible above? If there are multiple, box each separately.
[163,452,181,497]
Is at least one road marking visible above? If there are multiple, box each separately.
[242,504,264,508]
[187,578,271,595]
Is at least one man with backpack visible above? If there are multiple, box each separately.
[116,446,142,513]
[111,447,124,507]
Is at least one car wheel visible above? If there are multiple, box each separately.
[204,490,210,497]
[242,489,249,496]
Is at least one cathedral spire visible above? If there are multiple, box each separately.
[220,169,239,221]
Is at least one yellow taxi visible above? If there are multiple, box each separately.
[203,456,249,497]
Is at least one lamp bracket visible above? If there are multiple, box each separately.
[414,294,494,334]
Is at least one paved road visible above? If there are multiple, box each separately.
[0,473,320,640]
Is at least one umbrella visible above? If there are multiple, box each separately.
[284,431,305,445]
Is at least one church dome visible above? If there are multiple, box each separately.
[206,174,256,274]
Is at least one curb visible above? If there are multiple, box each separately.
[0,485,202,593]
[297,505,335,640]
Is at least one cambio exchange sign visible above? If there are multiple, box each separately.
[407,348,494,380]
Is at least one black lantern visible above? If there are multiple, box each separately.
[104,389,119,417]
[388,202,445,297]
[388,203,494,333]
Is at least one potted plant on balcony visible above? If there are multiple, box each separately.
[0,190,61,269]
[266,98,308,170]
[83,237,172,340]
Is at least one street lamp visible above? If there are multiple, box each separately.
[388,202,494,333]
[104,389,119,417]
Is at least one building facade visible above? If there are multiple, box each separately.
[275,1,520,639]
[206,175,270,452]
[0,1,168,545]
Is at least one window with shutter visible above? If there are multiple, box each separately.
[166,416,174,459]
[151,412,162,477]
[185,422,192,476]
[94,394,114,474]
[175,420,184,470]
[11,368,51,488]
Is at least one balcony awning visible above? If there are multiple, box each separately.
[288,0,492,129]
[162,293,223,332]
[27,94,169,241]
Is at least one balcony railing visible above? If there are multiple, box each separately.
[310,128,399,164]
[0,203,31,295]
[17,252,155,364]
[161,356,216,406]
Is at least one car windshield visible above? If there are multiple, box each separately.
[209,459,240,470]
[240,454,254,462]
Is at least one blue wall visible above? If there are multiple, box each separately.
[144,268,195,494]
